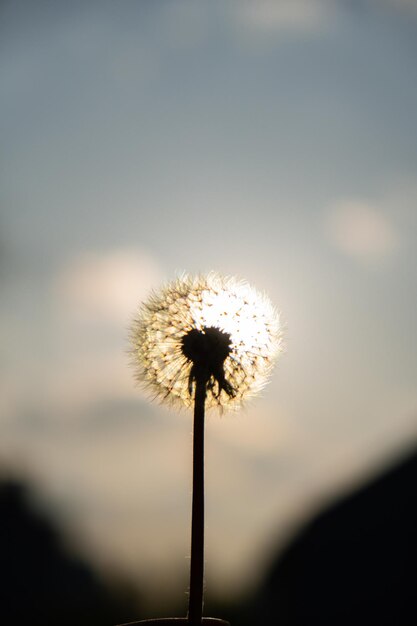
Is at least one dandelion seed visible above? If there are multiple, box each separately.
[130,273,282,410]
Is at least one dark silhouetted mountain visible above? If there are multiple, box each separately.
[0,478,139,626]
[248,446,417,625]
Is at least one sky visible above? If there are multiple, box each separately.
[1,0,417,607]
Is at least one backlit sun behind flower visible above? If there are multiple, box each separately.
[130,273,282,410]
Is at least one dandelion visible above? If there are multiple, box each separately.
[131,273,281,410]
[125,273,282,626]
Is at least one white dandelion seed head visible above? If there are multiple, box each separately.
[130,273,283,410]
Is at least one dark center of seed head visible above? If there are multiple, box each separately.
[181,326,232,370]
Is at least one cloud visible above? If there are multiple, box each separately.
[236,0,337,35]
[0,248,164,426]
[46,249,163,412]
[55,248,163,324]
[324,200,399,265]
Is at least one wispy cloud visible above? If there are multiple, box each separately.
[55,248,162,324]
[236,0,338,35]
[324,199,399,266]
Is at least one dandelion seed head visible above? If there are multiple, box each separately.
[130,273,283,410]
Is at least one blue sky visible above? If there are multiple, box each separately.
[1,0,417,605]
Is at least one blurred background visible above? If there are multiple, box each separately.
[1,0,417,623]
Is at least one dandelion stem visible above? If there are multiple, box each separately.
[188,375,207,625]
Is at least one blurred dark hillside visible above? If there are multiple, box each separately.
[0,478,139,626]
[3,443,417,626]
[229,444,417,626]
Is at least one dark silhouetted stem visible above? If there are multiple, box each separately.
[188,376,207,626]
